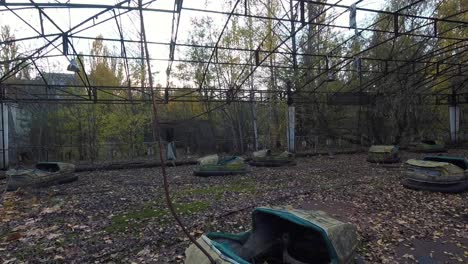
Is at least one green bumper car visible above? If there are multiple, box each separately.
[185,207,359,264]
[249,149,296,167]
[408,140,446,153]
[403,156,468,193]
[194,155,248,177]
[367,145,400,164]
[6,162,77,191]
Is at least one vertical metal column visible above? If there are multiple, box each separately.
[287,80,295,153]
[247,1,259,151]
[449,105,460,144]
[250,90,259,151]
[287,0,298,153]
[449,92,460,144]
[0,85,7,169]
[287,105,296,153]
[449,106,460,144]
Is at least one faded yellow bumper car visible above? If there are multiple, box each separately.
[6,162,77,191]
[367,145,400,163]
[249,149,296,167]
[194,155,248,177]
[403,156,468,193]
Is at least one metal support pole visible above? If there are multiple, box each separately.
[246,0,258,151]
[449,91,460,144]
[287,80,295,153]
[288,0,297,153]
[300,0,305,26]
[393,13,399,37]
[0,87,7,170]
[287,105,296,153]
[289,0,298,71]
[250,98,259,151]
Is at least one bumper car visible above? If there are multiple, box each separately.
[6,162,77,191]
[249,149,296,167]
[194,155,248,177]
[403,156,468,193]
[185,207,359,264]
[367,145,400,163]
[408,140,446,153]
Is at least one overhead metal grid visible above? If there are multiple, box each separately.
[0,0,466,110]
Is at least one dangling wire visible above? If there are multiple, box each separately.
[137,0,215,263]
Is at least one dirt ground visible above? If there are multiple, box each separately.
[1,150,467,263]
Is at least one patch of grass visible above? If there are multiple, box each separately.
[174,201,211,214]
[106,208,166,232]
[63,232,79,243]
[180,180,256,199]
[105,201,210,233]
[230,181,256,193]
[14,243,47,261]
[0,228,10,241]
[180,186,226,199]
[106,180,256,233]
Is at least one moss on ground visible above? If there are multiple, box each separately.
[229,181,256,193]
[106,180,255,233]
[14,243,47,261]
[105,200,210,233]
[180,180,256,199]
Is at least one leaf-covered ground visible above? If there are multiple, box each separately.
[1,151,467,263]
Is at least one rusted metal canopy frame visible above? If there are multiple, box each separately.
[0,0,465,109]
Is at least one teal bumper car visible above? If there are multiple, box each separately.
[185,207,359,264]
[408,140,446,153]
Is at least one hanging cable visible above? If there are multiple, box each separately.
[137,0,215,263]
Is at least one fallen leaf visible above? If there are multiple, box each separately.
[5,232,23,242]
